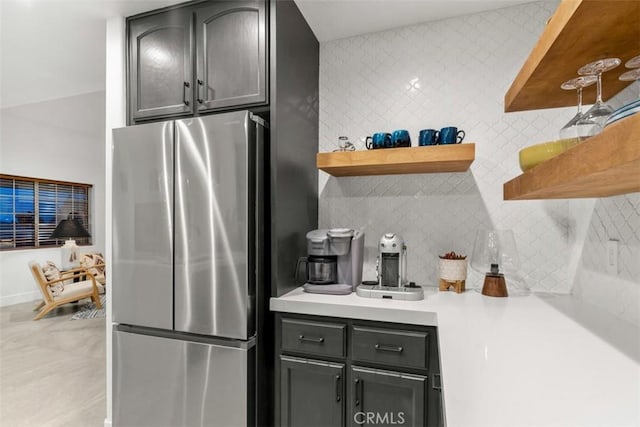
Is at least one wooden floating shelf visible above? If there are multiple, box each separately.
[317,144,475,177]
[503,113,640,200]
[505,0,640,113]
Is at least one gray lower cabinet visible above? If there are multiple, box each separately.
[350,366,426,427]
[195,0,267,112]
[277,314,443,427]
[128,9,194,121]
[280,356,345,427]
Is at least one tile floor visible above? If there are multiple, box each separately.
[0,300,105,427]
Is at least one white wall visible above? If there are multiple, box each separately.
[104,15,126,427]
[318,1,572,292]
[0,91,106,305]
[572,192,640,327]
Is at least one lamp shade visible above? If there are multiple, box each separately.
[470,229,519,275]
[50,218,91,239]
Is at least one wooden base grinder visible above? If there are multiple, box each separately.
[481,263,508,297]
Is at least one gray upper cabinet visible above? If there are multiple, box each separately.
[195,0,267,112]
[128,9,194,121]
[127,0,267,123]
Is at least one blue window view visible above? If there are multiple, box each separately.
[0,176,91,250]
[0,181,34,246]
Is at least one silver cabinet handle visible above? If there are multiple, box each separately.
[375,343,404,353]
[183,81,190,106]
[335,375,341,402]
[197,79,204,104]
[298,335,324,343]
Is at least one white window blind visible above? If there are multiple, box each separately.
[0,175,92,250]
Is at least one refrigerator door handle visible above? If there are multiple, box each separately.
[250,112,269,128]
[255,116,266,290]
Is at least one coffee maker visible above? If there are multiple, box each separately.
[356,233,424,300]
[377,233,408,287]
[296,228,365,295]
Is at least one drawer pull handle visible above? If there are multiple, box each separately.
[354,378,361,407]
[335,375,341,402]
[298,335,324,343]
[375,344,404,353]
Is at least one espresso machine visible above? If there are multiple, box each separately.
[356,233,424,300]
[296,228,365,295]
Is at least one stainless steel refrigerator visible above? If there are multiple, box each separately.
[112,111,265,426]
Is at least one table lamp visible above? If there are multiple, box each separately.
[470,229,520,298]
[50,214,91,270]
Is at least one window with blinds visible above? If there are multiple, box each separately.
[0,175,92,250]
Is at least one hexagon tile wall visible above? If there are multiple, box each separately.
[317,0,639,328]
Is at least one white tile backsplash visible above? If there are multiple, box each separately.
[317,2,640,322]
[319,1,577,292]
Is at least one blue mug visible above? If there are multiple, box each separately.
[392,130,411,147]
[438,127,465,145]
[366,132,392,150]
[418,129,439,146]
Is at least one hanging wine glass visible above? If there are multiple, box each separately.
[559,75,597,140]
[619,68,640,100]
[622,54,640,100]
[625,54,640,69]
[575,58,621,138]
[603,68,640,128]
[594,56,640,129]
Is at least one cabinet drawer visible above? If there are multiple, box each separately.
[351,326,429,369]
[281,318,346,358]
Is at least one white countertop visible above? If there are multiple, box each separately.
[270,287,640,427]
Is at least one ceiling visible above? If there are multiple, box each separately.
[0,0,532,109]
[295,0,532,42]
[0,0,182,109]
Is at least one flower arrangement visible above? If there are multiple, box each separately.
[439,251,467,260]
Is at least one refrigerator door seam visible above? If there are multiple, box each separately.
[115,324,257,349]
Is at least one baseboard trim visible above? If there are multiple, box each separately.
[0,291,41,307]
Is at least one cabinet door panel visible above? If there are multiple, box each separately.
[281,356,345,427]
[350,366,426,427]
[129,10,193,121]
[196,0,266,111]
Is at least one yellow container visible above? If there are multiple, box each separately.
[519,138,580,172]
